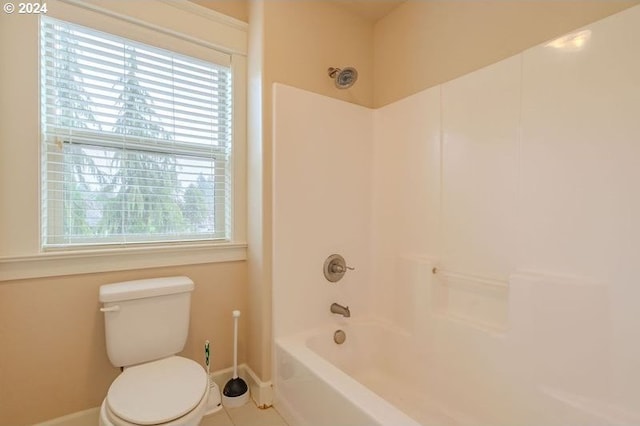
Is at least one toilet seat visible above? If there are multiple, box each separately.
[104,356,208,426]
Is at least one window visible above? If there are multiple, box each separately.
[40,17,234,248]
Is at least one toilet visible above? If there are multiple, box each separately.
[98,276,209,426]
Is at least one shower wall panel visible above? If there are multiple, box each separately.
[519,5,640,412]
[272,84,373,339]
[371,5,640,422]
[371,88,441,327]
[441,56,520,283]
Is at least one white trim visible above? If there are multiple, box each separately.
[231,53,248,244]
[51,0,247,55]
[0,243,247,282]
[243,362,274,408]
[32,407,100,426]
[27,0,249,265]
[157,0,248,31]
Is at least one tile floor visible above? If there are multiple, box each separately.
[200,403,288,426]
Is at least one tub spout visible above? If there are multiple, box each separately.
[330,302,350,318]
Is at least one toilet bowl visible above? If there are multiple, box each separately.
[99,356,209,426]
[98,278,208,426]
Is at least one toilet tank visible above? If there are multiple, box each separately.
[99,276,194,367]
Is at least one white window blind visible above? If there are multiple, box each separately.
[40,17,233,248]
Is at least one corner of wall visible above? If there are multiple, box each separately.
[246,0,272,383]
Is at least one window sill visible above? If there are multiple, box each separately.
[0,242,247,282]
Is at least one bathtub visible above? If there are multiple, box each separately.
[274,318,640,426]
[273,320,476,426]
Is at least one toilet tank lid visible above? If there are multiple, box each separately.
[100,276,194,303]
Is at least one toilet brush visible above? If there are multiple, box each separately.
[203,340,222,415]
[222,310,249,407]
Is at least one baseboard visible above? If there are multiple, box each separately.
[241,363,274,408]
[32,407,99,426]
[210,363,273,408]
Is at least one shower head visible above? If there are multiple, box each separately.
[328,67,358,89]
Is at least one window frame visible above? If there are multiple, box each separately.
[0,0,247,281]
[40,16,236,248]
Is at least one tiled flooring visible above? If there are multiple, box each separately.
[200,403,289,426]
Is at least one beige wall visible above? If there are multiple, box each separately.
[0,262,247,426]
[264,1,374,108]
[374,1,637,107]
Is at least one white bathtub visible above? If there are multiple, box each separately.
[273,320,476,426]
[274,317,640,426]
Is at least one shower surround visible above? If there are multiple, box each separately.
[272,5,640,425]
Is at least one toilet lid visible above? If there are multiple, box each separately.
[107,356,207,425]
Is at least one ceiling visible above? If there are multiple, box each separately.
[331,0,407,22]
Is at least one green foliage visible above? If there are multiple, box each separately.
[53,24,102,238]
[99,46,187,237]
[183,184,207,232]
[54,41,214,241]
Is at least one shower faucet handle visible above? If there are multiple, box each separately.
[323,254,354,282]
[330,263,354,274]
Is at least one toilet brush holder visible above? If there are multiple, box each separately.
[204,377,222,415]
[203,340,222,415]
